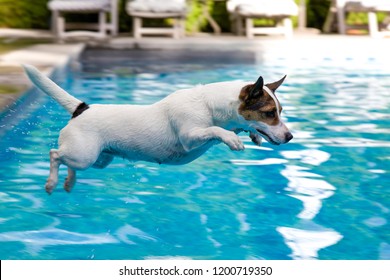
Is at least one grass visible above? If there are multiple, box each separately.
[0,84,25,94]
[0,37,51,54]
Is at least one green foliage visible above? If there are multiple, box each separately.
[346,11,387,25]
[185,0,207,33]
[208,0,230,32]
[118,0,132,31]
[307,0,331,29]
[0,0,50,29]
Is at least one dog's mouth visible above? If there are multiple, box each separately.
[255,129,280,145]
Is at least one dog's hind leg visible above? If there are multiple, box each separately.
[92,152,114,169]
[46,149,61,194]
[64,168,76,193]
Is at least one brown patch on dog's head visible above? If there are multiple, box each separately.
[238,75,286,126]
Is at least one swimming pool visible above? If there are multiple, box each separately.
[0,48,389,260]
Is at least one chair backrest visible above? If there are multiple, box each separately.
[48,0,115,11]
[226,0,252,13]
[128,0,186,7]
[336,0,390,7]
[226,0,298,13]
[127,0,186,13]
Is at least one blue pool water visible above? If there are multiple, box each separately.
[0,49,389,260]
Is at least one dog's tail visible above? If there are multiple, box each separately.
[23,64,84,115]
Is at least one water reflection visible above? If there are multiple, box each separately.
[277,226,342,260]
[281,149,330,166]
[281,165,335,220]
[279,148,343,259]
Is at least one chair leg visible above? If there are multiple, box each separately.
[58,15,65,40]
[174,17,185,38]
[337,5,346,34]
[173,18,180,39]
[110,0,118,36]
[179,17,186,38]
[237,16,244,36]
[283,18,293,38]
[133,17,142,39]
[245,18,254,39]
[368,12,379,38]
[323,1,336,33]
[51,10,59,37]
[99,11,106,38]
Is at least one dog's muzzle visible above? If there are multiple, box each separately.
[285,131,293,143]
[255,128,293,145]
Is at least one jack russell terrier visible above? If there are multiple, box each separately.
[23,64,293,194]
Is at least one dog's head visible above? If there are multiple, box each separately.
[238,75,293,145]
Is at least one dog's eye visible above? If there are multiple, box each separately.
[264,111,276,118]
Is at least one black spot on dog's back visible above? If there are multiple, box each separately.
[72,102,89,119]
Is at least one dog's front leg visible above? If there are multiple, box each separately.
[180,127,245,152]
[249,131,262,146]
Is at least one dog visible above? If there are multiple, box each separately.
[23,64,293,194]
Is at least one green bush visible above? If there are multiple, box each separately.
[0,0,50,29]
[307,0,331,30]
[346,11,387,25]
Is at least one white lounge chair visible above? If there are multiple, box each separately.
[126,0,188,39]
[226,0,298,38]
[325,0,390,37]
[48,0,118,40]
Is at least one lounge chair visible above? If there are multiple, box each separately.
[324,0,390,37]
[48,0,118,40]
[126,0,188,39]
[226,0,299,38]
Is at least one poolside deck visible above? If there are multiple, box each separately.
[1,27,390,111]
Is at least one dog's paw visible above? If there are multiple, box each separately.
[45,179,56,195]
[250,132,262,146]
[224,133,245,151]
[64,177,75,193]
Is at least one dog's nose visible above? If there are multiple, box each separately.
[285,132,293,143]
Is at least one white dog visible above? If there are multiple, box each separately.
[23,64,293,194]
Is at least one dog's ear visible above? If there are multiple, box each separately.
[248,76,264,100]
[265,75,286,92]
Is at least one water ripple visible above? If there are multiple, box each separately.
[116,224,157,245]
[0,228,118,255]
[230,158,288,166]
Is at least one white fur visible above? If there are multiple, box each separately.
[23,65,81,114]
[23,65,292,193]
